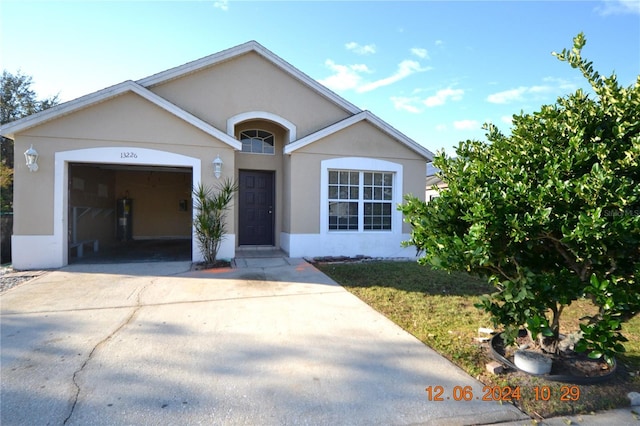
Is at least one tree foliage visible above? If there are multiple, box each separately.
[1,70,60,212]
[401,33,640,363]
[193,179,238,264]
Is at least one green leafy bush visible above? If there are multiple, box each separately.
[401,34,639,364]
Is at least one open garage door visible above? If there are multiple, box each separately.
[68,163,193,263]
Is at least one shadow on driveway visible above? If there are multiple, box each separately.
[1,260,529,425]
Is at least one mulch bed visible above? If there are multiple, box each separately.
[491,331,615,382]
[191,260,233,270]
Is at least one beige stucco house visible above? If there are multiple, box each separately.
[2,41,433,269]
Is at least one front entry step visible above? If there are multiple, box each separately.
[235,247,286,259]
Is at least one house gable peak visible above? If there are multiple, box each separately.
[284,111,434,161]
[136,41,361,115]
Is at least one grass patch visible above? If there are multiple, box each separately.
[315,260,640,419]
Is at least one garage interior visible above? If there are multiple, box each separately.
[68,163,193,263]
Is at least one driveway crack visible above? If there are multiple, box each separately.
[62,279,154,425]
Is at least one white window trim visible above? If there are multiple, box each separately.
[227,111,297,143]
[320,157,403,235]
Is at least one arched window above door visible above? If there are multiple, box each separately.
[240,129,275,154]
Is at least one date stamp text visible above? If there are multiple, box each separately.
[425,385,580,402]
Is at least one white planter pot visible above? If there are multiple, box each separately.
[514,350,552,375]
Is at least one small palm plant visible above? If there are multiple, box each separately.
[193,178,238,264]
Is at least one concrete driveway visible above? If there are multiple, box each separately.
[1,258,528,425]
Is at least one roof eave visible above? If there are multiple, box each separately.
[284,111,434,161]
[136,40,362,115]
[0,81,241,150]
[1,82,134,139]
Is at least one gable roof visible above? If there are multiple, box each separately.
[0,80,242,149]
[284,111,434,161]
[1,41,433,161]
[137,40,362,115]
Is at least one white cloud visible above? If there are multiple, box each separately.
[391,96,422,113]
[213,0,229,11]
[424,88,464,107]
[487,83,563,104]
[345,42,377,55]
[435,124,447,131]
[320,54,429,94]
[357,60,430,93]
[435,40,444,46]
[318,59,371,91]
[487,87,528,104]
[596,0,640,15]
[528,85,552,94]
[488,76,579,104]
[501,115,513,125]
[542,76,576,91]
[453,120,480,130]
[411,48,429,59]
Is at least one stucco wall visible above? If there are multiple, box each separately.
[114,169,192,238]
[12,92,235,237]
[148,52,352,140]
[9,87,238,268]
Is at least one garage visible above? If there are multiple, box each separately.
[68,163,193,263]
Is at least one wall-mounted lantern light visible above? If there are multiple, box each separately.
[24,144,39,172]
[213,155,223,179]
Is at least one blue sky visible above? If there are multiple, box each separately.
[1,0,639,155]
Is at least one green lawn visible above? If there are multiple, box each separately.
[315,260,640,419]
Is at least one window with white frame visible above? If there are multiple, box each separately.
[328,170,394,231]
[240,130,275,154]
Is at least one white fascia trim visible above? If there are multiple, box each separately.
[136,40,361,115]
[1,81,136,138]
[0,81,242,150]
[137,41,261,87]
[249,43,361,115]
[284,111,435,161]
[284,113,364,155]
[227,111,297,143]
[362,110,435,160]
[319,157,404,235]
[130,84,242,150]
[53,147,202,266]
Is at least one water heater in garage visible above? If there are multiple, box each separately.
[116,198,133,241]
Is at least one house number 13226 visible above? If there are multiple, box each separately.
[121,152,138,159]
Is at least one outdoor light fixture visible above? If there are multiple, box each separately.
[24,144,39,172]
[213,155,223,179]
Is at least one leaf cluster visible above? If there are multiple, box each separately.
[401,33,640,362]
[193,178,238,264]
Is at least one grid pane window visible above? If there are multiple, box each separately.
[240,130,275,154]
[328,170,393,231]
[364,202,392,230]
[328,201,359,230]
[328,171,359,201]
[364,172,393,201]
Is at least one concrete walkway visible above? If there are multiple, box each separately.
[1,257,529,425]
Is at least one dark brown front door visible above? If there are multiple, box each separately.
[238,170,274,246]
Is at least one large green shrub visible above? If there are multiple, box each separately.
[401,34,640,363]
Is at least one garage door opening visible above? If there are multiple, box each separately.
[68,163,193,263]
